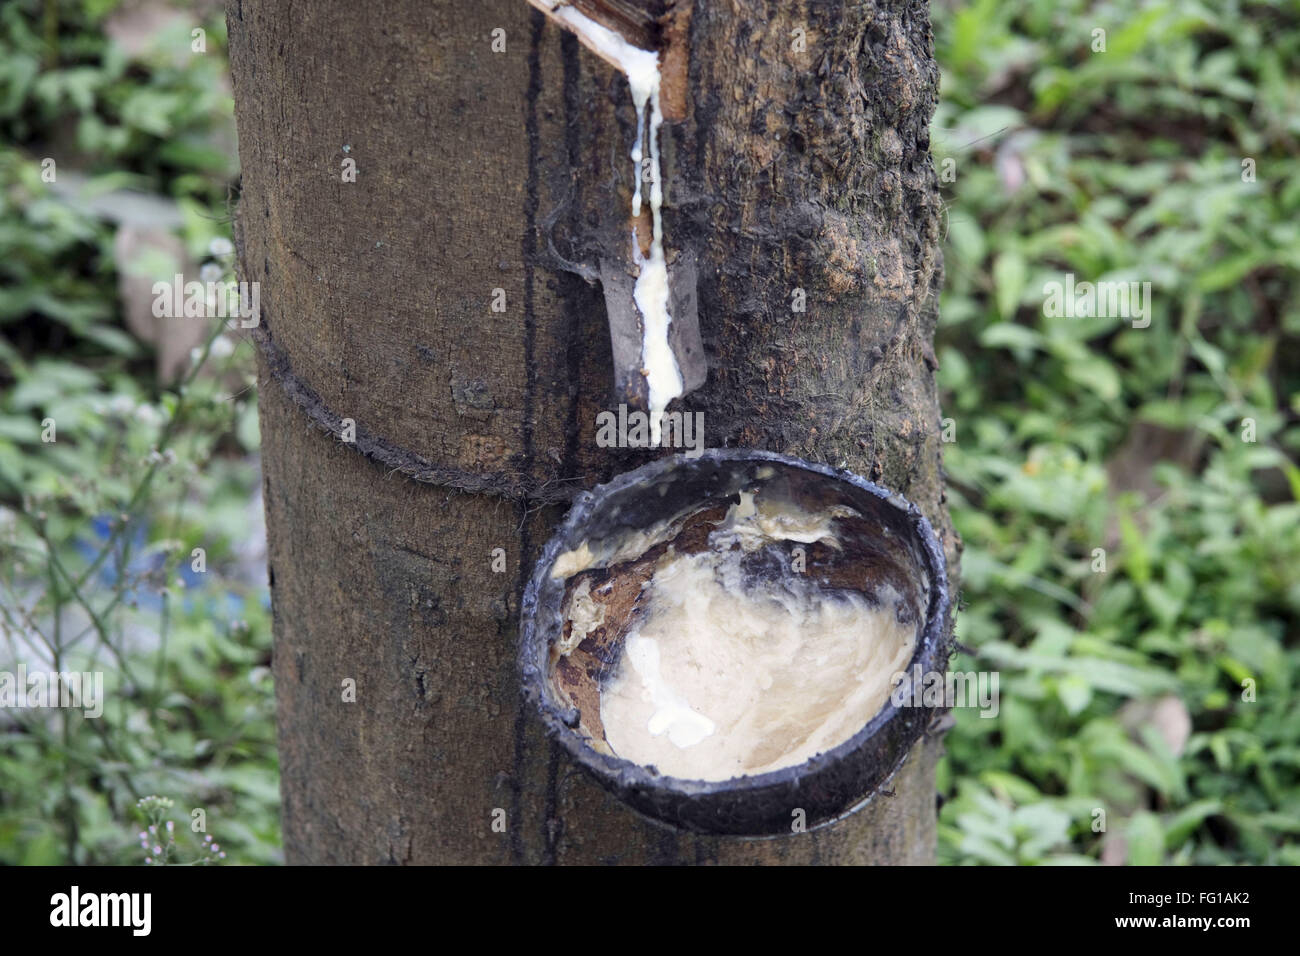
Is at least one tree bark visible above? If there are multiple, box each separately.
[227,0,957,864]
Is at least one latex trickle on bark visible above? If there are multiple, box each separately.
[533,1,684,445]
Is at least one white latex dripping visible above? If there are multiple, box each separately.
[551,6,684,446]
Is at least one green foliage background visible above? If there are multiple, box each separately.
[0,1,276,864]
[0,0,1297,864]
[931,0,1299,864]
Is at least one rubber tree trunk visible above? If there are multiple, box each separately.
[226,0,957,864]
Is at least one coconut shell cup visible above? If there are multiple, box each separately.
[519,448,952,836]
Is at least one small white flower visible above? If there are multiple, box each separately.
[199,262,224,284]
[209,236,234,257]
[135,404,162,427]
[210,335,235,359]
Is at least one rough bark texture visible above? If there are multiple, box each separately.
[227,0,957,864]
